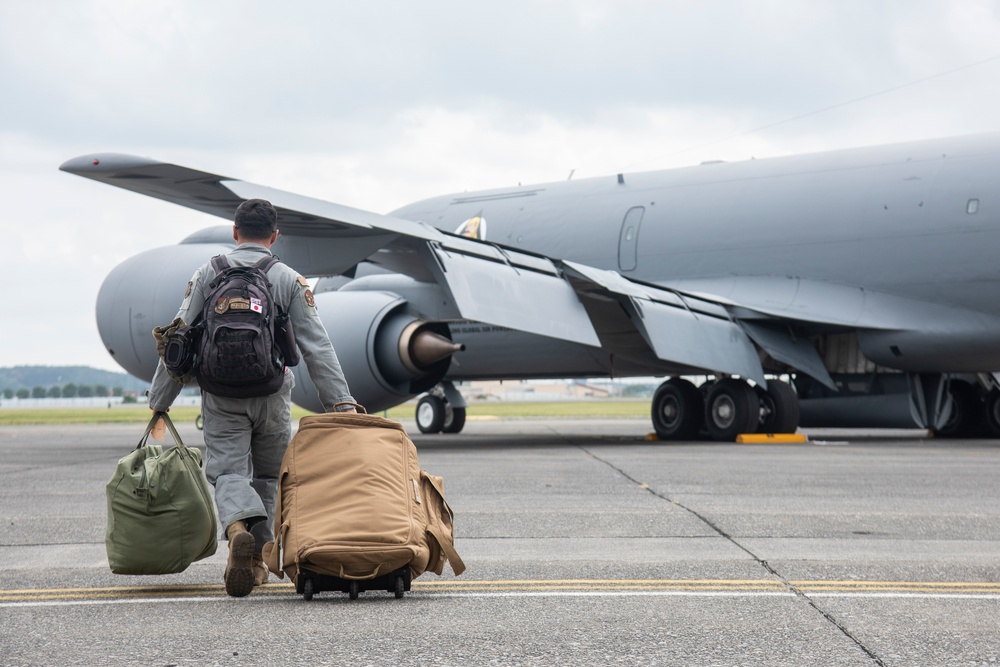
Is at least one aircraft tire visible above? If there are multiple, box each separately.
[981,390,1000,438]
[932,381,981,438]
[442,406,467,434]
[756,380,800,434]
[704,378,759,442]
[416,395,446,434]
[651,378,703,440]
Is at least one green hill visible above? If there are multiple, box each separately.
[0,366,148,394]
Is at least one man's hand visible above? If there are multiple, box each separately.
[149,407,168,441]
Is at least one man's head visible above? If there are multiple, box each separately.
[233,198,278,244]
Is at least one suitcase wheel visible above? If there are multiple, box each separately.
[302,578,314,601]
[349,580,359,600]
[395,575,405,599]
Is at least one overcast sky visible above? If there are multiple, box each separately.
[3,0,1000,373]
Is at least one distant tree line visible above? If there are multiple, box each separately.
[2,384,135,400]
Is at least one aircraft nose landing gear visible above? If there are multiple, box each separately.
[415,382,467,434]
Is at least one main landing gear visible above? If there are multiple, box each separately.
[651,376,801,442]
[415,382,467,434]
[926,377,1000,439]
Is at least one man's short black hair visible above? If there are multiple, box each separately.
[234,199,278,241]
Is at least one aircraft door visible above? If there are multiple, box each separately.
[618,206,645,271]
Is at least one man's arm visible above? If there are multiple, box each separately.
[285,274,356,412]
[147,266,207,411]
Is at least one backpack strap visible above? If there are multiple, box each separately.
[209,254,278,286]
[253,255,281,273]
[210,254,230,273]
[208,255,230,288]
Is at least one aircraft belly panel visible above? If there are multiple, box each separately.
[426,245,600,347]
[626,298,765,384]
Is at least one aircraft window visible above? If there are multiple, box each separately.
[967,199,980,214]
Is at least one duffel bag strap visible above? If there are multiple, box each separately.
[261,530,285,580]
[262,468,290,579]
[137,411,185,451]
[427,525,467,576]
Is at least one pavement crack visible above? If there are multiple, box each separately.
[579,445,888,667]
[577,445,762,557]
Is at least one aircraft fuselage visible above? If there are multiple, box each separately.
[394,133,1000,320]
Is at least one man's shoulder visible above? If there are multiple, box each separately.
[267,256,301,282]
[266,257,300,281]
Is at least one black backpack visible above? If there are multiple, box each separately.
[195,254,290,398]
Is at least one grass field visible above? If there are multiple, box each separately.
[0,401,650,425]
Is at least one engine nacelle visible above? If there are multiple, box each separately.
[96,242,460,412]
[291,291,460,413]
[96,242,234,381]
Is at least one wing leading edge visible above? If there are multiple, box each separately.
[61,153,835,387]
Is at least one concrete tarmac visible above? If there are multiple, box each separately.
[1,417,998,666]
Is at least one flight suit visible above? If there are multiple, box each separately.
[148,243,355,550]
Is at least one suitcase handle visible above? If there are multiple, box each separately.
[336,563,385,580]
[332,402,367,414]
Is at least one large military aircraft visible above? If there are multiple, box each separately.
[62,132,1000,441]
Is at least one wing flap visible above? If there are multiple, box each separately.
[564,262,765,383]
[425,243,601,347]
[627,297,766,384]
[739,321,836,390]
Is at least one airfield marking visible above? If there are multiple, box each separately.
[3,579,1000,607]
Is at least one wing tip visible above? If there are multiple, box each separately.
[59,153,160,175]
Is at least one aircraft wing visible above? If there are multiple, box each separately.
[61,153,835,388]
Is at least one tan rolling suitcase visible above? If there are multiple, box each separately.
[262,408,465,599]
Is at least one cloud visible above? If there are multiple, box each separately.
[3,0,1000,371]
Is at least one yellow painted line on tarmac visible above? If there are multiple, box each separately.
[0,583,231,603]
[791,580,1000,594]
[3,579,1000,606]
[413,579,787,591]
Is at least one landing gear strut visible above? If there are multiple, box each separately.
[415,382,467,434]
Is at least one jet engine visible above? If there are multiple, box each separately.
[290,291,462,413]
[95,241,462,412]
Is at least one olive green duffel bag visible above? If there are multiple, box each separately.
[105,412,218,574]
